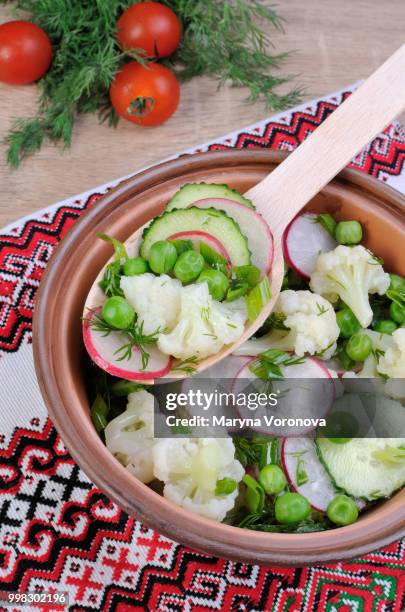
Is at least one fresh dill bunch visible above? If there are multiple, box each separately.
[166,0,302,108]
[2,0,301,166]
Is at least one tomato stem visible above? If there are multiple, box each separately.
[127,96,155,117]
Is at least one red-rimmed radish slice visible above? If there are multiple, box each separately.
[283,212,337,279]
[231,356,335,436]
[83,309,172,381]
[168,230,231,267]
[189,198,274,275]
[281,437,338,512]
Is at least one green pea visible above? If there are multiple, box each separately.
[389,273,405,292]
[174,250,205,283]
[148,240,178,274]
[323,411,359,441]
[373,319,398,335]
[390,301,405,324]
[197,268,230,301]
[258,465,287,495]
[101,296,135,329]
[327,495,358,526]
[275,492,311,525]
[336,308,361,338]
[335,220,363,245]
[345,333,372,361]
[123,257,149,276]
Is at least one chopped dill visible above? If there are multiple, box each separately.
[171,355,199,375]
[85,310,159,371]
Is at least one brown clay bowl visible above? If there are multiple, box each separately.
[33,150,405,565]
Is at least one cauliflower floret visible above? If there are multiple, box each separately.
[377,328,405,378]
[105,390,155,483]
[157,282,247,360]
[370,396,405,437]
[234,290,339,360]
[152,437,244,521]
[309,245,390,328]
[120,273,182,335]
[385,379,405,402]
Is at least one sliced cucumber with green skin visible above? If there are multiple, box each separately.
[141,207,251,267]
[166,182,255,211]
[316,437,405,500]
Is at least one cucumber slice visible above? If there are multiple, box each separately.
[140,207,251,267]
[167,182,254,210]
[316,437,405,500]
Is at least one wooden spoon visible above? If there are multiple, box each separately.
[85,44,405,380]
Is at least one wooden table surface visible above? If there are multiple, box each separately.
[0,0,404,228]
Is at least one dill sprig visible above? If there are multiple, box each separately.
[316,302,329,316]
[87,310,160,370]
[249,348,306,380]
[2,0,301,166]
[171,355,199,375]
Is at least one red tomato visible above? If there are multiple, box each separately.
[117,2,181,58]
[110,61,180,127]
[0,20,52,85]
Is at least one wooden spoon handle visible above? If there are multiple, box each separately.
[246,43,405,235]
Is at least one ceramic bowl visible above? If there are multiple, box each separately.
[33,150,405,565]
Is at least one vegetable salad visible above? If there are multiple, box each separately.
[84,182,405,533]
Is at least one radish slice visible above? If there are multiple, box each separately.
[281,437,338,512]
[83,309,172,381]
[189,198,274,275]
[232,356,335,436]
[283,213,337,279]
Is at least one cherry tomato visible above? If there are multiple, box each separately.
[117,2,181,58]
[110,61,180,126]
[0,20,52,85]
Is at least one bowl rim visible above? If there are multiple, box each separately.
[33,149,405,565]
